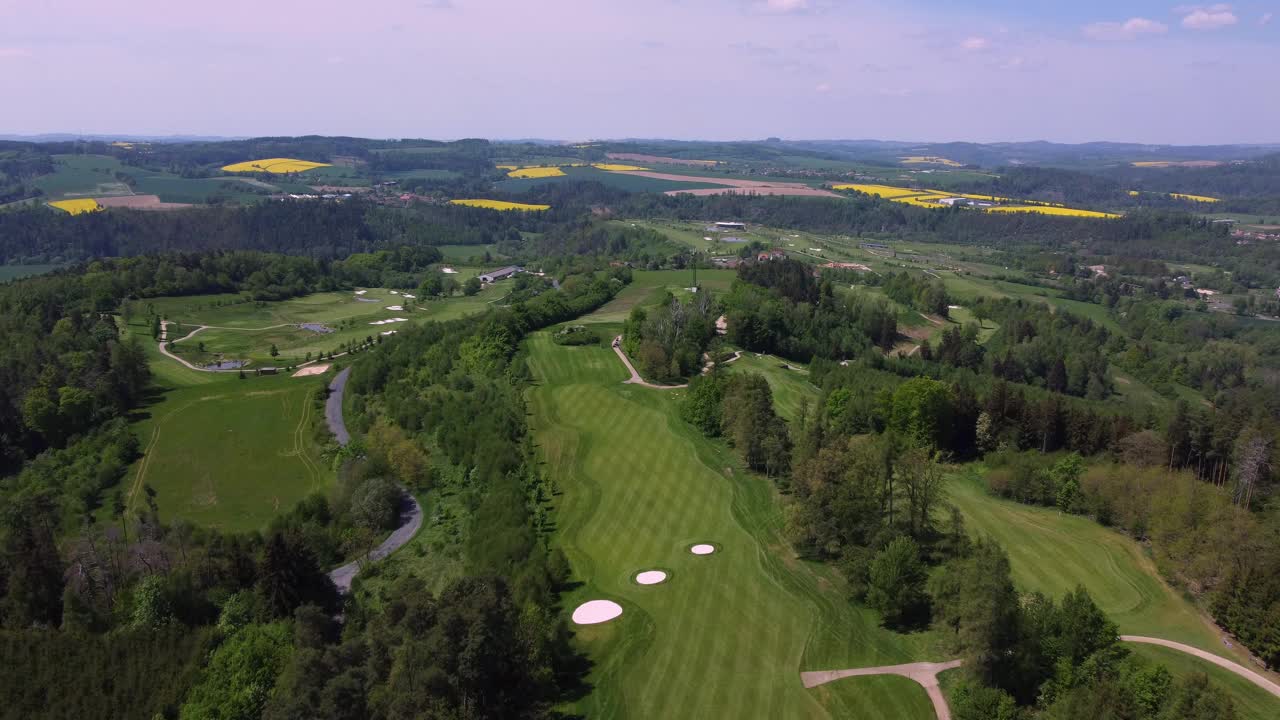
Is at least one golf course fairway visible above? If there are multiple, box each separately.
[526,331,938,720]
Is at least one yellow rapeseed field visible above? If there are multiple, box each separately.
[986,206,1120,219]
[1169,192,1220,203]
[900,156,963,167]
[450,199,551,212]
[221,158,331,174]
[831,183,929,199]
[49,199,101,215]
[1128,190,1142,196]
[507,166,566,179]
[591,163,649,172]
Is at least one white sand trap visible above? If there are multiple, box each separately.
[690,544,716,555]
[635,570,668,585]
[442,267,459,274]
[386,305,403,311]
[572,600,623,625]
[354,289,367,295]
[390,290,399,295]
[292,364,331,378]
[380,330,397,336]
[402,293,416,299]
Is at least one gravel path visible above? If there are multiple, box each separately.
[323,367,424,593]
[611,336,688,389]
[1120,636,1280,698]
[801,660,963,720]
[804,637,1280,720]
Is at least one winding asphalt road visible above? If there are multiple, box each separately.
[323,367,424,593]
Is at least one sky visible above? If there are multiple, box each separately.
[2,0,1278,144]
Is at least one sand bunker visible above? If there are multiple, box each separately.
[292,364,331,377]
[635,570,668,585]
[572,600,623,625]
[354,290,367,295]
[402,293,416,299]
[690,544,716,556]
[380,330,397,336]
[385,305,403,311]
[390,290,399,295]
[442,267,458,274]
[369,318,409,326]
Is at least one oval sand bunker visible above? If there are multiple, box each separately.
[635,570,668,585]
[690,544,716,556]
[572,600,623,625]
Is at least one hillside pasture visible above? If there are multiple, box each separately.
[124,372,329,532]
[527,333,939,720]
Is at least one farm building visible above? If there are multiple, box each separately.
[757,249,787,262]
[713,221,746,231]
[479,265,524,283]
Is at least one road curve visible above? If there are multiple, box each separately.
[802,660,963,720]
[804,637,1280,720]
[611,336,689,389]
[1120,636,1280,699]
[323,366,424,593]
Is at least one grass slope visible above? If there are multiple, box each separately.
[948,471,1280,716]
[119,318,333,532]
[527,333,937,720]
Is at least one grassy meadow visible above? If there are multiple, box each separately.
[119,317,333,532]
[526,332,941,720]
[150,283,503,366]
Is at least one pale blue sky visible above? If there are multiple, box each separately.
[2,0,1277,143]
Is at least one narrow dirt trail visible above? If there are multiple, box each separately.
[801,660,963,720]
[611,336,688,389]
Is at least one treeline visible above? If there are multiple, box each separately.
[725,260,898,358]
[677,362,1240,718]
[0,200,549,264]
[623,290,718,382]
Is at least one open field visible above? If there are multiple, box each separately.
[1128,644,1279,720]
[221,158,331,173]
[496,165,727,194]
[527,333,940,720]
[151,284,504,366]
[948,472,1246,658]
[0,265,61,282]
[436,243,502,261]
[119,318,332,532]
[31,154,265,204]
[449,198,550,211]
[48,198,100,215]
[578,269,735,324]
[722,353,818,423]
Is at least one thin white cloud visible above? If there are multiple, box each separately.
[0,48,32,58]
[960,36,990,51]
[815,82,831,93]
[1261,12,1274,25]
[1083,17,1169,40]
[1179,4,1239,30]
[756,0,809,14]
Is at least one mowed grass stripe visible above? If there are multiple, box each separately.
[948,474,1228,655]
[527,333,934,720]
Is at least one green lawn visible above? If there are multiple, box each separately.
[947,472,1280,716]
[526,333,938,720]
[0,264,61,282]
[1128,644,1278,720]
[722,353,819,424]
[120,318,332,532]
[578,269,736,324]
[149,286,504,366]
